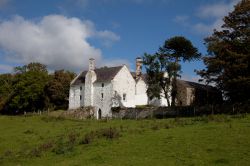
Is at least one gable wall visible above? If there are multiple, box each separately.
[69,84,85,109]
[135,79,148,105]
[93,82,113,118]
[112,66,136,108]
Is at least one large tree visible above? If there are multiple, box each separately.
[45,70,76,110]
[143,36,200,106]
[7,63,50,114]
[197,0,250,103]
[159,36,200,106]
[143,53,174,106]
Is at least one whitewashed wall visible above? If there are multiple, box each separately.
[84,71,97,106]
[69,85,83,109]
[135,79,148,105]
[93,82,113,118]
[112,66,136,108]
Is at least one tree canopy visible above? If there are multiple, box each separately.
[197,0,250,103]
[143,36,200,106]
[0,63,76,114]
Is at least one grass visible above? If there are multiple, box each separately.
[0,114,249,165]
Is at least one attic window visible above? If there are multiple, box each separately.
[102,83,104,87]
[123,93,126,101]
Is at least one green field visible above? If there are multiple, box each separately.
[0,114,250,166]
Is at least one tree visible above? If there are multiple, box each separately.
[143,53,174,106]
[7,63,50,114]
[160,36,200,106]
[143,36,200,106]
[0,74,14,112]
[197,0,250,103]
[45,70,76,110]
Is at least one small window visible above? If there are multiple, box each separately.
[80,95,82,100]
[102,83,104,87]
[80,86,82,90]
[123,93,126,101]
[101,93,104,99]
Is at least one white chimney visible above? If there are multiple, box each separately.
[136,57,143,79]
[89,58,95,71]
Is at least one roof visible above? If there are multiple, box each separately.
[71,66,123,86]
[177,80,216,91]
[130,72,146,82]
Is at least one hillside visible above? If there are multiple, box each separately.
[0,114,249,165]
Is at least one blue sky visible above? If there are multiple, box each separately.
[0,0,240,81]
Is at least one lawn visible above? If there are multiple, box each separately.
[0,114,249,166]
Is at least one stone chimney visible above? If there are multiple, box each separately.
[136,57,143,79]
[89,58,95,71]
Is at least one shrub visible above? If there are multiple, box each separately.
[52,136,74,155]
[23,129,34,134]
[29,148,42,157]
[80,131,96,144]
[99,127,120,140]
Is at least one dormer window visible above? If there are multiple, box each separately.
[102,83,104,87]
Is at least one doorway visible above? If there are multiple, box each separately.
[98,109,102,120]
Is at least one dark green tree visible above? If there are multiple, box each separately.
[0,74,14,112]
[45,70,76,110]
[159,36,201,106]
[143,53,174,106]
[197,0,250,103]
[7,63,50,113]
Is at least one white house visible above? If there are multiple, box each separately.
[69,57,169,119]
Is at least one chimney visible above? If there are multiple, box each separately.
[136,57,143,79]
[89,58,95,71]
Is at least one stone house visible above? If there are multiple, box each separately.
[69,58,221,119]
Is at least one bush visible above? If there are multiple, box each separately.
[80,131,96,144]
[99,127,120,139]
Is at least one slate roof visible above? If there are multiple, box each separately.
[130,72,146,81]
[177,80,216,91]
[71,66,123,86]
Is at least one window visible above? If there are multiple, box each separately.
[101,93,104,99]
[80,86,82,90]
[123,93,126,101]
[80,95,82,100]
[102,83,104,87]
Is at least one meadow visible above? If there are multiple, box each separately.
[0,113,249,166]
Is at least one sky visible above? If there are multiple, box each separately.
[0,0,240,82]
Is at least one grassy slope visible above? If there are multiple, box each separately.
[0,114,249,166]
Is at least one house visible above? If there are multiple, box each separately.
[69,58,221,119]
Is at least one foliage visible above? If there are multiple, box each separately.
[7,63,50,114]
[143,53,173,106]
[197,0,250,103]
[0,74,14,112]
[0,63,76,114]
[45,70,76,110]
[159,36,201,106]
[143,36,200,106]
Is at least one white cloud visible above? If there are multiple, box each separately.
[0,15,121,71]
[194,0,241,34]
[97,30,121,47]
[173,15,189,26]
[174,0,241,35]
